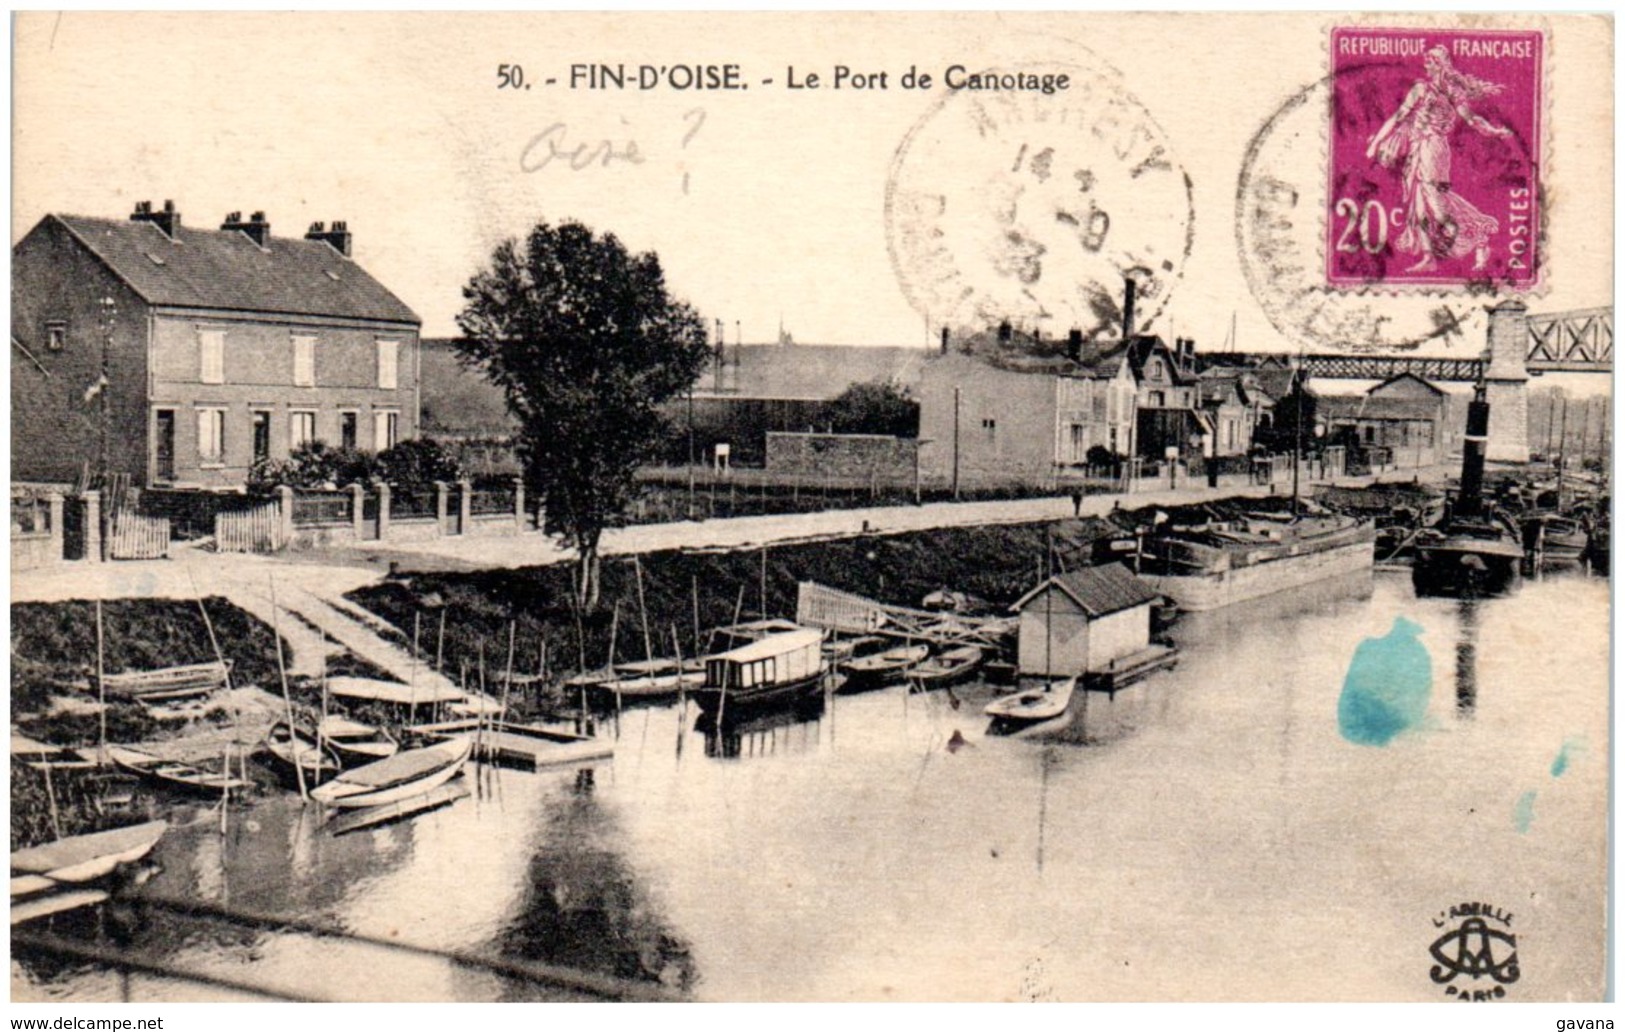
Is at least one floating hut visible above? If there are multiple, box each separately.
[1011,565,1171,689]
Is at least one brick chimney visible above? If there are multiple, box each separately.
[1067,328,1084,362]
[221,210,271,247]
[1122,277,1137,340]
[305,220,353,258]
[130,199,181,240]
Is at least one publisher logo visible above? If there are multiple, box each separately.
[1429,902,1519,1000]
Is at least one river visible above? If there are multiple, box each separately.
[12,567,1610,1003]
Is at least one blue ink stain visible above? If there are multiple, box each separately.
[1513,790,1537,833]
[1550,737,1584,777]
[1338,616,1431,746]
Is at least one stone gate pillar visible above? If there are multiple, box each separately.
[1483,301,1531,464]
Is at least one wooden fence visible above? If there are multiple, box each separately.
[216,501,286,553]
[107,511,170,560]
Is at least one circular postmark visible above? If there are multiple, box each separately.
[886,62,1194,342]
[1237,70,1539,353]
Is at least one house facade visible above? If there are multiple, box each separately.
[1199,369,1273,457]
[914,351,1136,486]
[1317,373,1451,469]
[12,203,421,488]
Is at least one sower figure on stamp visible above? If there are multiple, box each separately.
[1365,46,1514,273]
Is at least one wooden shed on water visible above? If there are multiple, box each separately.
[1012,564,1161,678]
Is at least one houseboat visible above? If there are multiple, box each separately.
[1132,512,1375,612]
[693,627,828,713]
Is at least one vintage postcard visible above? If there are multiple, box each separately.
[9,11,1612,1006]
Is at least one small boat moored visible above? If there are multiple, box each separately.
[984,677,1076,735]
[310,738,472,809]
[907,643,985,691]
[261,721,340,787]
[106,747,252,796]
[838,643,930,692]
[11,819,169,886]
[318,715,400,765]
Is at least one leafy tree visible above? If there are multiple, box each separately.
[822,381,919,437]
[377,438,464,490]
[456,220,711,607]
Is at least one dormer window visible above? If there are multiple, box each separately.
[45,320,66,351]
[1149,361,1163,381]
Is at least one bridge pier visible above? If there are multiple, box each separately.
[1484,301,1531,464]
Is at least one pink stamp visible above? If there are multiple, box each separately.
[1327,27,1543,289]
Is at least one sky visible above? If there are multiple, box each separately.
[11,12,1614,392]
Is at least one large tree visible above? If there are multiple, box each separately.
[456,221,711,607]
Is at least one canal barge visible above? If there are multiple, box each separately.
[1413,387,1523,599]
[1133,513,1376,612]
[693,627,827,713]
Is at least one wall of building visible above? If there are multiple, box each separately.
[149,311,420,487]
[917,352,1059,487]
[12,218,152,485]
[765,432,916,479]
[1084,603,1150,668]
[1017,589,1089,677]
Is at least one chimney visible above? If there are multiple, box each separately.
[940,326,950,355]
[221,210,271,247]
[997,320,1013,344]
[130,199,181,240]
[1457,387,1491,518]
[304,219,353,257]
[1122,277,1137,340]
[1067,329,1084,362]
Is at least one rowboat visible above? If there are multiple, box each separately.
[11,820,168,886]
[838,643,930,692]
[11,888,111,925]
[598,657,705,699]
[907,644,985,691]
[317,715,400,765]
[99,661,230,702]
[310,738,472,809]
[408,718,614,770]
[106,746,252,796]
[984,677,1076,732]
[327,783,471,836]
[694,627,828,713]
[262,721,340,786]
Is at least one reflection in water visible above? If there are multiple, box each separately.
[1455,600,1478,718]
[497,771,695,994]
[15,568,1609,1002]
[698,693,826,759]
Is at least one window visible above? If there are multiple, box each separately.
[293,335,316,387]
[197,408,226,465]
[290,411,317,450]
[46,320,66,351]
[1149,361,1163,381]
[199,329,225,384]
[251,411,271,462]
[374,410,399,451]
[1069,423,1087,463]
[377,339,399,390]
[339,411,358,451]
[1148,390,1166,407]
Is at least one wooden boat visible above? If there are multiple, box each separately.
[408,718,614,770]
[821,635,886,665]
[11,820,168,887]
[984,677,1076,730]
[106,746,252,796]
[1521,513,1589,564]
[262,721,340,786]
[597,657,705,699]
[907,644,985,691]
[838,643,930,692]
[327,783,470,836]
[12,887,113,925]
[1135,513,1376,612]
[98,661,231,702]
[310,737,472,809]
[317,715,399,765]
[694,627,827,713]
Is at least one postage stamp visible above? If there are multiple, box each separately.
[1326,27,1544,290]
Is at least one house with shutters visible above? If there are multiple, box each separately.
[12,200,421,489]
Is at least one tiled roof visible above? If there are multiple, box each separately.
[1012,563,1162,617]
[49,215,419,325]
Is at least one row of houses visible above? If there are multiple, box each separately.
[11,203,1459,495]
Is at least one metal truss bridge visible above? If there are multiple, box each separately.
[1215,306,1611,380]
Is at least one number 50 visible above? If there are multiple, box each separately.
[1335,198,1400,254]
